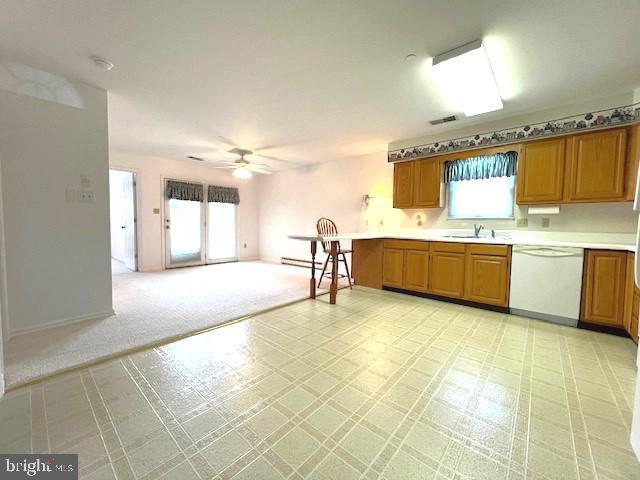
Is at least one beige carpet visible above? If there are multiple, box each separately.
[5,261,348,389]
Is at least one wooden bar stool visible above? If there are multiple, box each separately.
[316,217,352,289]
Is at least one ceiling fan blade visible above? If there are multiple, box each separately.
[251,153,299,166]
[247,166,272,174]
[209,165,237,169]
[216,136,239,148]
[245,163,269,171]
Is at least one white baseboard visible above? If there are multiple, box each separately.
[10,309,115,339]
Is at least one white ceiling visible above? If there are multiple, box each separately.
[2,0,640,170]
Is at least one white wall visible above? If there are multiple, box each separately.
[258,152,396,262]
[258,151,638,262]
[109,151,260,271]
[0,83,112,336]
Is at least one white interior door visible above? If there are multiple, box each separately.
[109,169,137,271]
[207,202,238,263]
[121,172,137,270]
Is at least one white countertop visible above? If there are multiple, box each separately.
[288,229,637,252]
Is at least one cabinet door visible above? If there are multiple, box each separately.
[404,250,429,292]
[352,239,383,289]
[429,252,465,298]
[465,254,510,306]
[393,162,414,208]
[383,248,404,288]
[582,250,627,327]
[516,138,565,204]
[626,125,640,201]
[413,158,441,208]
[566,129,627,202]
[623,253,634,334]
[632,292,639,343]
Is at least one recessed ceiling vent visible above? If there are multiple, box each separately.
[429,115,457,126]
[187,155,204,161]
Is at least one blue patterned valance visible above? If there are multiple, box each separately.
[208,185,240,204]
[166,181,204,202]
[444,151,517,183]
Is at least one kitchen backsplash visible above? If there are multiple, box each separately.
[400,202,638,234]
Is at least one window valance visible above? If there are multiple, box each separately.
[443,151,518,183]
[208,185,240,204]
[165,181,204,202]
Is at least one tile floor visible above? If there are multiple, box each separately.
[1,287,639,479]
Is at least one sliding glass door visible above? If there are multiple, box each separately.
[164,179,238,268]
[207,202,237,263]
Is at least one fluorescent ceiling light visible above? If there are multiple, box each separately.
[233,167,252,179]
[432,40,503,117]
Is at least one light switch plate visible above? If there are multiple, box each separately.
[153,208,160,214]
[516,218,528,227]
[542,218,550,228]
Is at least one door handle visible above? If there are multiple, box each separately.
[121,226,126,229]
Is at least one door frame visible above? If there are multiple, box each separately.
[161,176,240,269]
[109,166,139,272]
[163,177,206,269]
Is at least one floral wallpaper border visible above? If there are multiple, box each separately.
[388,102,640,162]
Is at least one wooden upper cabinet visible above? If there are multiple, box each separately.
[393,162,414,208]
[382,248,404,288]
[413,158,442,208]
[404,250,429,292]
[429,250,465,299]
[565,129,627,202]
[465,254,510,306]
[582,250,627,327]
[516,138,565,204]
[626,125,640,201]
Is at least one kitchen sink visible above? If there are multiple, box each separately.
[447,234,479,238]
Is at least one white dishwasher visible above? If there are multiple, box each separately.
[509,245,584,327]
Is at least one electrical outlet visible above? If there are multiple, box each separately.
[516,218,528,228]
[542,218,550,228]
[78,189,94,203]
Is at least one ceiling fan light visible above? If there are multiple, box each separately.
[233,168,252,179]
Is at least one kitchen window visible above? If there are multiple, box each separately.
[448,176,515,219]
[444,151,517,219]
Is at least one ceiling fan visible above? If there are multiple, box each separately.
[206,148,272,179]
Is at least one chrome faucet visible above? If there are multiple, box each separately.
[473,224,484,238]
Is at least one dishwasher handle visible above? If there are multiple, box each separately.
[513,246,584,257]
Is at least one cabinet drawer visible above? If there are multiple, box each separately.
[430,242,466,253]
[383,239,430,251]
[467,244,510,257]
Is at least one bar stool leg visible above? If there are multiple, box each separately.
[330,241,338,304]
[310,241,316,299]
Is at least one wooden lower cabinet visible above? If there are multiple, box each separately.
[404,250,429,292]
[429,251,466,299]
[382,248,404,288]
[466,254,510,306]
[623,252,639,342]
[374,240,511,308]
[352,239,383,289]
[581,250,627,327]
